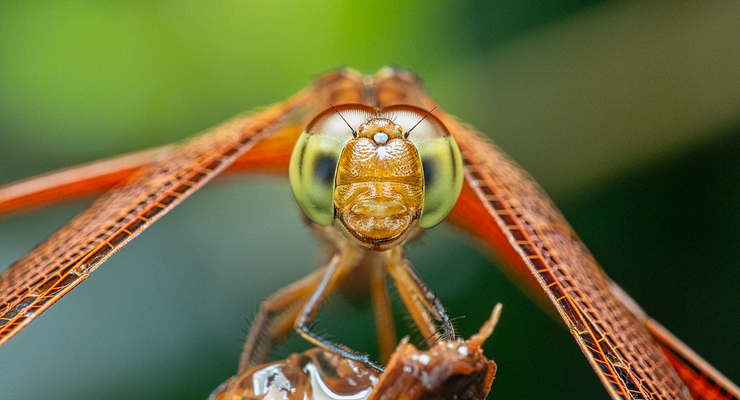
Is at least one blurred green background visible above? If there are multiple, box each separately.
[1,1,738,399]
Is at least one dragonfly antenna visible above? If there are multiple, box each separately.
[404,106,437,138]
[330,104,357,137]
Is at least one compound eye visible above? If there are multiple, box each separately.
[380,105,463,229]
[289,104,375,225]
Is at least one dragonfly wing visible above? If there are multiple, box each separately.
[0,110,283,347]
[647,319,740,399]
[442,118,691,400]
[0,69,368,348]
[611,281,740,399]
[365,67,689,398]
[0,146,173,217]
[0,114,306,218]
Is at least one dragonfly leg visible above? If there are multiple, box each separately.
[384,247,455,346]
[294,247,385,372]
[238,265,328,373]
[369,259,397,364]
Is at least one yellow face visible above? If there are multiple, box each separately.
[334,118,424,248]
[289,104,463,250]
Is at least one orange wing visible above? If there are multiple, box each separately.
[647,319,740,400]
[0,108,284,346]
[0,70,372,347]
[0,119,301,218]
[369,69,738,399]
[448,125,687,399]
[438,102,740,400]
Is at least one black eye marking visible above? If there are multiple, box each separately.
[422,159,437,188]
[313,154,337,186]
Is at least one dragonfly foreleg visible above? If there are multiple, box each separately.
[368,258,397,364]
[294,247,385,372]
[238,265,329,373]
[384,247,455,346]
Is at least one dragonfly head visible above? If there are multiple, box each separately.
[289,104,463,251]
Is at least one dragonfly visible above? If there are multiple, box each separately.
[0,67,738,399]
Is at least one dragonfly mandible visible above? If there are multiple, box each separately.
[0,68,738,400]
